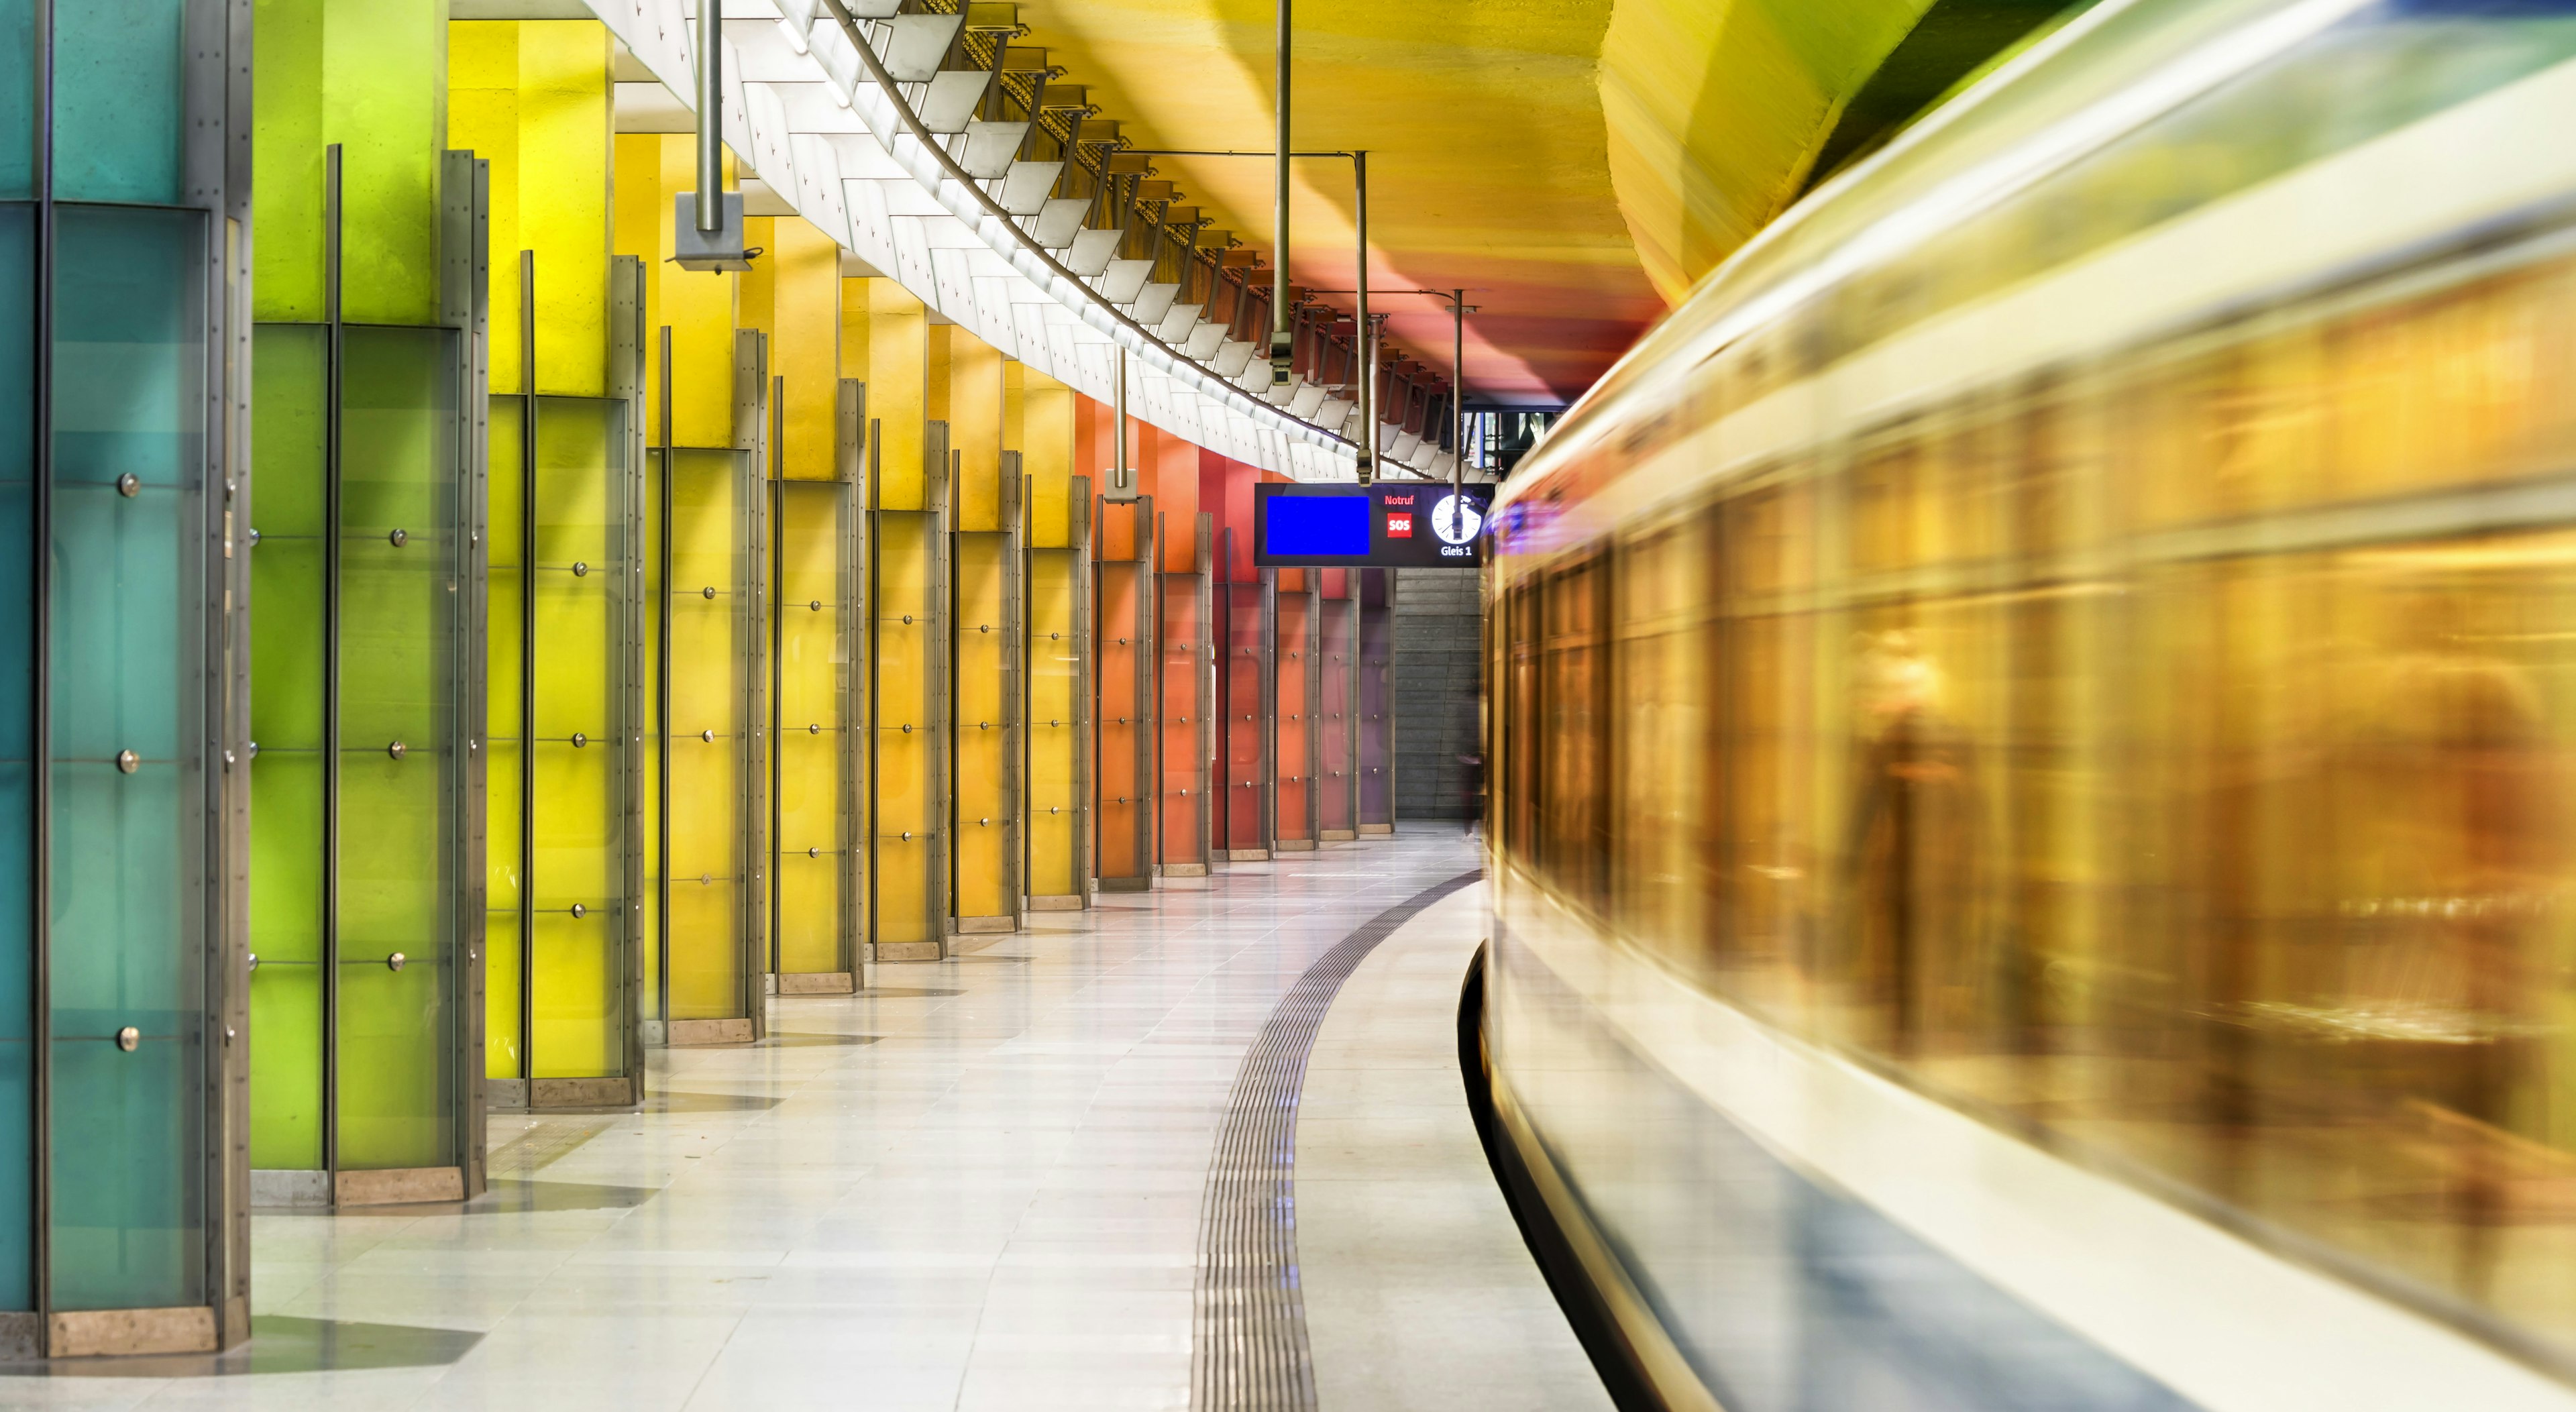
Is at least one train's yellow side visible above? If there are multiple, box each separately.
[1485,1,2576,1406]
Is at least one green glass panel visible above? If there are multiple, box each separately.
[53,0,187,206]
[0,203,34,1308]
[0,1,32,199]
[48,205,206,1310]
[530,397,626,1079]
[248,325,326,1171]
[336,325,455,1169]
[247,753,321,1171]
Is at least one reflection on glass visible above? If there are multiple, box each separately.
[48,203,205,1311]
[335,326,458,1169]
[0,201,33,1309]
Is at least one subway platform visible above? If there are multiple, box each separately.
[0,830,1604,1411]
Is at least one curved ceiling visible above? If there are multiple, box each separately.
[1010,0,2076,409]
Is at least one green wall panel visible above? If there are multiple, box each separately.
[254,0,447,323]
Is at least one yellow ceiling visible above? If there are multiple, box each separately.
[1012,0,1988,408]
[1014,0,1662,408]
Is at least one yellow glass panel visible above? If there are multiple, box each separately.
[775,481,847,975]
[953,534,1009,918]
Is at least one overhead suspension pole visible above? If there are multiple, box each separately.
[1108,347,1135,501]
[1353,150,1371,485]
[1271,0,1293,385]
[1451,288,1465,499]
[696,0,722,231]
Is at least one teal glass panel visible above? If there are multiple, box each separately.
[47,204,206,1311]
[248,324,326,1171]
[0,203,34,1309]
[336,325,457,1169]
[0,0,32,199]
[52,0,187,206]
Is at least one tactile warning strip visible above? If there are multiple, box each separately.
[1190,869,1485,1411]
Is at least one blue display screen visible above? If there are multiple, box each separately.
[1262,492,1372,559]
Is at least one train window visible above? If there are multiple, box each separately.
[1540,551,1612,916]
[1610,516,1711,972]
[1503,578,1542,864]
[1711,481,1819,1014]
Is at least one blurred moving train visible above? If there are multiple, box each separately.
[1480,0,2576,1407]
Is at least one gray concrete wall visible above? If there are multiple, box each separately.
[1391,570,1482,819]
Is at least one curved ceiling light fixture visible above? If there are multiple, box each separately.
[590,0,1361,479]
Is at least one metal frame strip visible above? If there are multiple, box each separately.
[655,324,674,1032]
[838,384,867,980]
[515,250,538,1081]
[321,143,343,1175]
[441,150,493,1193]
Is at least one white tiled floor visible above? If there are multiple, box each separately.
[0,827,1496,1411]
[1299,884,1613,1412]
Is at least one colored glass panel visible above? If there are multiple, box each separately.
[1092,552,1146,881]
[1317,597,1356,836]
[484,394,524,1081]
[875,510,940,944]
[0,203,34,1309]
[1275,586,1313,846]
[46,204,206,1310]
[1159,571,1208,867]
[1222,582,1268,851]
[661,447,746,1022]
[774,481,845,976]
[335,325,456,1167]
[1358,572,1394,828]
[529,396,627,1079]
[247,324,327,1171]
[1026,548,1081,896]
[52,0,187,205]
[953,535,1009,919]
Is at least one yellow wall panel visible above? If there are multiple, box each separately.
[769,221,843,481]
[840,276,870,382]
[449,19,610,395]
[645,136,737,448]
[950,336,1004,533]
[869,281,926,510]
[1021,370,1075,550]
